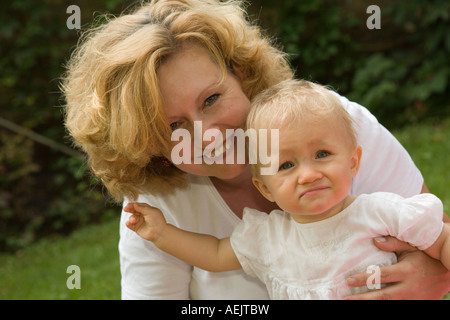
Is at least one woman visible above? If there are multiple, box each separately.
[62,0,450,299]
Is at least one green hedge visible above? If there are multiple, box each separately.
[250,0,450,127]
[0,0,130,252]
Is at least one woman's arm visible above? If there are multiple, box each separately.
[345,237,450,300]
[420,184,450,269]
[422,184,450,222]
[345,183,450,300]
[338,89,450,299]
[125,203,242,272]
[424,224,450,270]
[119,205,192,299]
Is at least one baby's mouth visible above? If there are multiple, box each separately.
[300,186,329,198]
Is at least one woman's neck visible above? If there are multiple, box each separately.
[210,168,279,219]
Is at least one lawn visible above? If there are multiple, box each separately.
[0,118,449,300]
[0,217,121,299]
[392,118,450,214]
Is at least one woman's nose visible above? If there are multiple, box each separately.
[191,120,223,150]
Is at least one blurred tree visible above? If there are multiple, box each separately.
[0,0,134,252]
[248,0,450,127]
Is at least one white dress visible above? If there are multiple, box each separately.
[230,192,444,299]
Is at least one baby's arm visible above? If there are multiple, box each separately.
[424,224,450,270]
[124,203,241,272]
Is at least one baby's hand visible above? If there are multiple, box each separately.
[124,202,167,242]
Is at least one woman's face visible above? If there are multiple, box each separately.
[157,43,251,179]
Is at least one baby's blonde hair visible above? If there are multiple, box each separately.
[62,0,292,201]
[247,79,357,177]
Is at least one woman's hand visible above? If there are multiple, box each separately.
[124,202,167,243]
[345,236,450,300]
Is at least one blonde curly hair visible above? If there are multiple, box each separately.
[62,0,292,202]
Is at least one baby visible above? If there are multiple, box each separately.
[125,79,450,299]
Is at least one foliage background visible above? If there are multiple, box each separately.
[0,0,449,252]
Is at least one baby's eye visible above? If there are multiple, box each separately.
[204,94,220,107]
[279,162,294,171]
[316,151,330,159]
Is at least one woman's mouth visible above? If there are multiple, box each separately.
[201,131,236,163]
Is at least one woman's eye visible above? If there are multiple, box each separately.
[169,122,180,131]
[204,94,220,107]
[279,162,294,171]
[316,151,330,159]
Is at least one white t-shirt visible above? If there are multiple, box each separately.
[119,94,424,299]
[230,192,444,300]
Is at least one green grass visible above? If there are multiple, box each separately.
[0,217,121,300]
[0,118,449,300]
[393,118,450,301]
[392,118,450,215]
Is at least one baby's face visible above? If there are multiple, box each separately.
[253,115,361,223]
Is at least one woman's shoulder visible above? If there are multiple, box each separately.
[330,92,423,197]
[134,174,210,207]
[133,174,240,235]
[330,91,379,125]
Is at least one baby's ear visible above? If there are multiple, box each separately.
[350,145,362,177]
[252,177,275,202]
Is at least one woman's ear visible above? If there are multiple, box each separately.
[350,145,362,177]
[252,176,275,202]
[231,62,246,82]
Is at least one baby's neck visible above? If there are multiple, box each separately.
[291,194,357,224]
